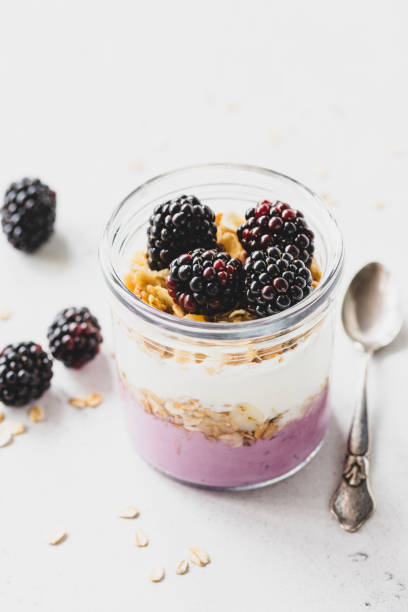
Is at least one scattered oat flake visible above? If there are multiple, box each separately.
[226,102,238,113]
[149,565,164,583]
[176,559,189,575]
[87,393,103,407]
[129,160,144,172]
[118,506,139,519]
[29,405,44,423]
[47,527,67,545]
[391,147,403,157]
[187,546,210,566]
[0,430,12,448]
[0,309,11,321]
[69,397,88,408]
[135,529,149,547]
[0,412,4,423]
[269,131,281,143]
[69,394,102,408]
[1,420,25,435]
[374,201,385,210]
[318,169,329,179]
[320,192,336,206]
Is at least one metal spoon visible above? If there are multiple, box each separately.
[330,262,403,532]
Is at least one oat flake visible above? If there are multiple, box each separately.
[87,393,103,407]
[188,546,210,566]
[0,421,25,436]
[118,506,139,519]
[68,397,88,408]
[29,405,44,423]
[0,430,12,447]
[135,529,149,547]
[47,527,67,545]
[176,559,189,575]
[149,565,164,582]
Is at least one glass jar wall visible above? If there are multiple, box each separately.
[100,164,344,489]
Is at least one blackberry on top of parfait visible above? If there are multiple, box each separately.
[125,194,319,321]
[237,200,315,267]
[146,194,218,270]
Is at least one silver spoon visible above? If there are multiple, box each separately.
[330,262,403,532]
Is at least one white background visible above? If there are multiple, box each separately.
[1,1,408,611]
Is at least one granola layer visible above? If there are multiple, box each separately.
[119,372,328,447]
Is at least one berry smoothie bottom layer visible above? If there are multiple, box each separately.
[121,385,330,488]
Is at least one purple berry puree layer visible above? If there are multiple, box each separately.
[121,385,330,488]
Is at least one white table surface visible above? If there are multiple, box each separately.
[1,1,408,610]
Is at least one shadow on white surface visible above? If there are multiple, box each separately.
[37,231,71,266]
[36,386,67,427]
[63,351,115,396]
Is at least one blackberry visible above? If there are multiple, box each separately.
[244,247,313,318]
[237,200,315,267]
[0,342,53,407]
[147,195,217,270]
[1,178,56,252]
[47,307,103,369]
[166,248,243,315]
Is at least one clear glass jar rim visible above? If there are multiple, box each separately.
[99,163,344,341]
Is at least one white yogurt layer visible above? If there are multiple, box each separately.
[115,312,334,429]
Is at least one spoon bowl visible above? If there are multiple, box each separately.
[342,262,403,353]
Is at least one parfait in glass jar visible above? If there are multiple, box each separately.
[100,164,343,489]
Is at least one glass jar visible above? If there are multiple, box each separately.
[100,164,344,490]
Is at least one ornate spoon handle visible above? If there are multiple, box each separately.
[330,352,375,532]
